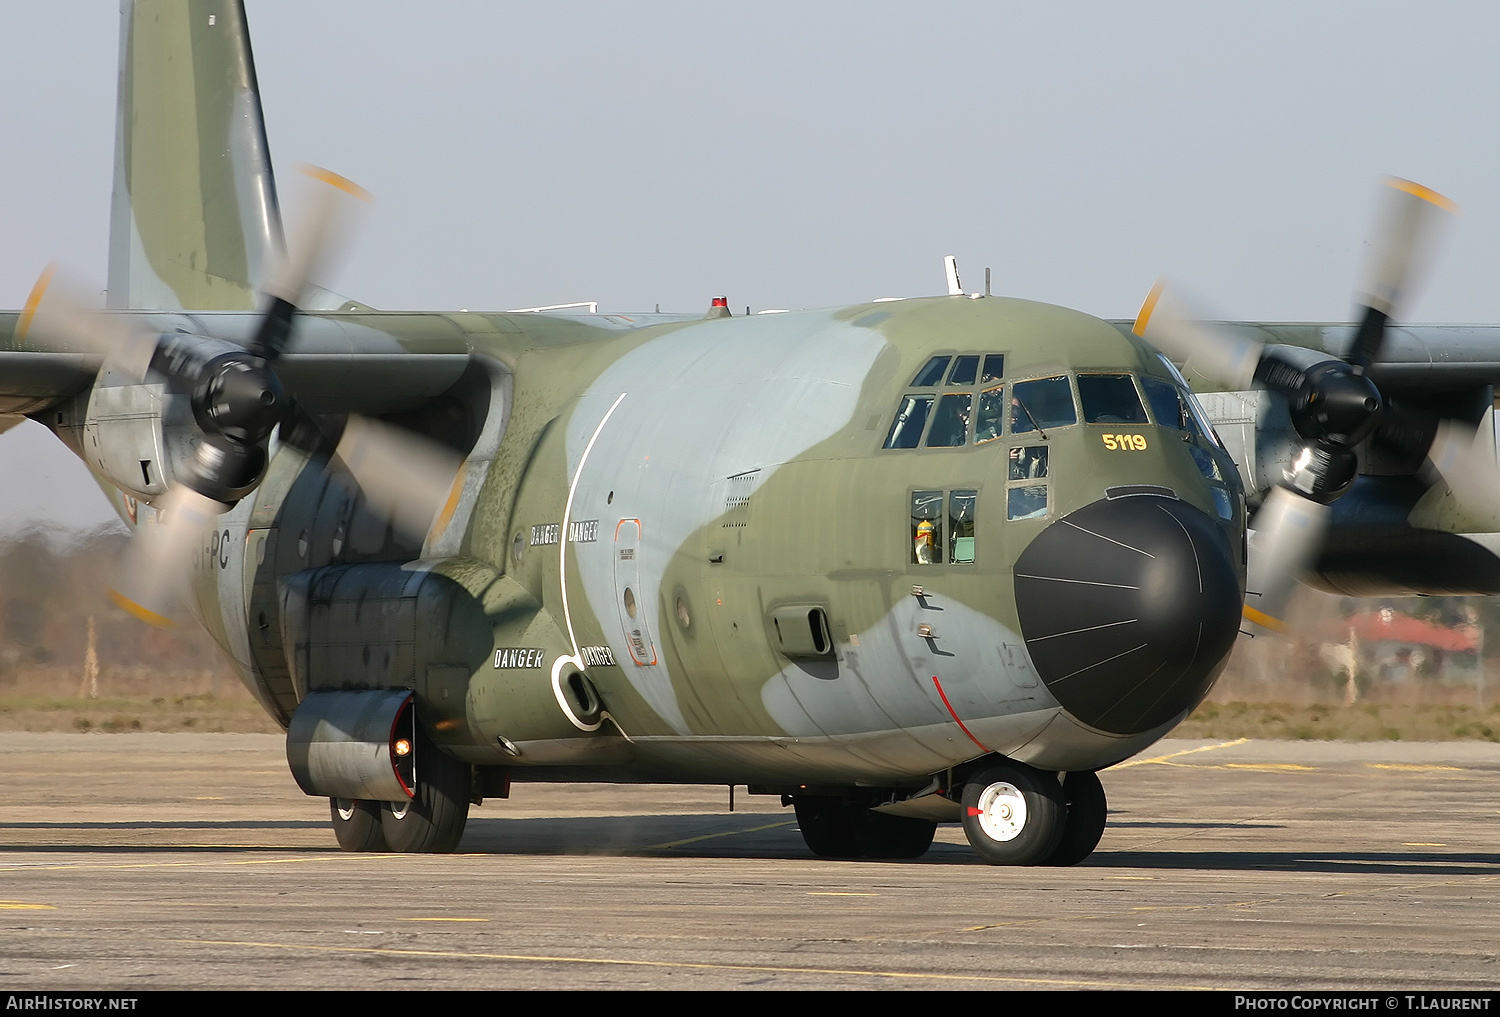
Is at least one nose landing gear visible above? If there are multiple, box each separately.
[959,760,1108,865]
[960,761,1065,865]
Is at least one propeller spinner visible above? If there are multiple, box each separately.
[1134,178,1466,633]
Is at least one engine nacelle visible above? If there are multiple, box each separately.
[76,379,203,500]
[64,333,255,503]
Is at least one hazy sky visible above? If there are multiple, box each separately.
[3,1,1500,533]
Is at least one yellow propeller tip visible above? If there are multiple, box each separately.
[1132,279,1165,337]
[297,164,373,203]
[1241,603,1288,633]
[428,462,469,542]
[17,263,57,343]
[108,589,176,629]
[1385,177,1458,215]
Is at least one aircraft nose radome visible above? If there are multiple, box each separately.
[1012,495,1241,736]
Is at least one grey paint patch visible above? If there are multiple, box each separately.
[566,309,889,733]
[762,594,1061,771]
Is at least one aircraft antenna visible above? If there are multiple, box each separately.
[944,256,962,296]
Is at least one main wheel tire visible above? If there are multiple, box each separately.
[960,760,1066,865]
[330,798,388,852]
[793,796,859,858]
[380,734,471,854]
[851,809,937,860]
[1043,770,1108,866]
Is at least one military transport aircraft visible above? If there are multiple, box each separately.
[6,0,1500,867]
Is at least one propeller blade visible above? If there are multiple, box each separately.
[1242,486,1330,634]
[1132,279,1262,390]
[1348,178,1456,369]
[253,165,372,361]
[331,415,466,543]
[19,264,158,381]
[107,485,231,628]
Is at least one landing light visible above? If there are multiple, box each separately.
[393,738,412,757]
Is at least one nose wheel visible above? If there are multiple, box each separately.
[1043,770,1108,866]
[960,760,1066,865]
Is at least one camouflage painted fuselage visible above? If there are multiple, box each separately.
[106,293,1248,787]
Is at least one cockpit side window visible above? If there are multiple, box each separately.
[885,352,1008,452]
[883,395,934,449]
[911,356,951,387]
[1144,365,1235,519]
[946,355,980,386]
[1009,376,1077,434]
[924,393,972,447]
[975,385,1004,444]
[1140,376,1186,429]
[1009,445,1048,480]
[1078,374,1148,424]
[911,489,980,564]
[949,490,977,563]
[911,490,944,564]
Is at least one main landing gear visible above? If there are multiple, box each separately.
[788,761,1108,865]
[959,760,1108,866]
[328,732,471,854]
[793,796,938,860]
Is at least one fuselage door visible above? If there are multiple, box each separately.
[613,518,658,666]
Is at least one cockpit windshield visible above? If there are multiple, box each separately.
[1077,374,1148,424]
[1009,377,1077,434]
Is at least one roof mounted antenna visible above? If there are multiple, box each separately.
[944,256,962,296]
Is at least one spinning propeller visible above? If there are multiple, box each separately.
[21,167,464,626]
[1133,178,1481,633]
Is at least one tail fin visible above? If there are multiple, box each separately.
[107,0,283,311]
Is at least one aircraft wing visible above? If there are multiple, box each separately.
[1113,321,1500,393]
[0,310,492,416]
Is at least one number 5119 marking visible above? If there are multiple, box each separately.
[1102,434,1148,451]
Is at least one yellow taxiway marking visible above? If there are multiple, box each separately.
[1223,763,1317,773]
[807,892,879,897]
[0,902,55,910]
[153,935,1219,990]
[1114,738,1248,768]
[644,819,794,852]
[1366,764,1462,772]
[1403,843,1448,847]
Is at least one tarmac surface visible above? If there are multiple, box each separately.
[1,733,1498,990]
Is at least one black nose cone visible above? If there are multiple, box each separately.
[1013,494,1241,735]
